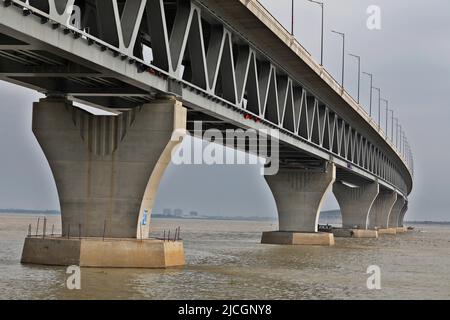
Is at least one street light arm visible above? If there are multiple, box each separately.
[331,30,345,88]
[349,53,361,104]
[331,30,345,36]
[362,72,373,116]
[371,87,381,128]
[307,0,324,65]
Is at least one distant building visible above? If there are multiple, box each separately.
[189,211,198,217]
[163,208,172,216]
[174,209,183,217]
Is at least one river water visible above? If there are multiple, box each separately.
[0,213,449,300]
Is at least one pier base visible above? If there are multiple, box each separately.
[396,227,407,233]
[21,237,184,268]
[332,228,378,238]
[261,231,334,246]
[377,228,397,235]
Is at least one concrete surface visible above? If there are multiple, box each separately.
[261,231,335,246]
[332,228,378,238]
[398,202,409,227]
[378,228,397,235]
[265,163,336,233]
[333,181,379,230]
[21,236,185,268]
[368,191,397,230]
[32,97,186,239]
[396,227,407,233]
[389,197,406,229]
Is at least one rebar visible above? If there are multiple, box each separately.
[42,217,47,239]
[102,220,106,241]
[35,217,40,236]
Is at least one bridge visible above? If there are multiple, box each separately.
[0,0,413,268]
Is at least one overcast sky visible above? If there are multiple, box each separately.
[0,0,449,221]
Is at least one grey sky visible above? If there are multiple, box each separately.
[0,0,449,221]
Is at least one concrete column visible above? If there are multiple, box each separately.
[261,163,336,246]
[389,196,406,229]
[398,202,408,227]
[333,182,379,230]
[396,202,409,233]
[33,97,186,238]
[22,96,186,268]
[368,191,397,230]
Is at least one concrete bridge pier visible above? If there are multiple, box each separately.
[261,163,336,246]
[21,96,186,268]
[368,191,398,233]
[332,182,379,238]
[378,194,406,235]
[396,202,409,233]
[389,195,406,233]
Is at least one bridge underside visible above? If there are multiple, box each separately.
[0,4,411,196]
[0,33,370,180]
[0,30,397,187]
[0,32,157,108]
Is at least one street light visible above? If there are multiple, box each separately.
[307,0,324,66]
[291,0,294,35]
[405,134,408,158]
[399,125,403,153]
[349,53,361,104]
[389,109,394,142]
[381,98,388,135]
[404,133,407,157]
[362,72,373,116]
[372,87,381,128]
[394,118,399,149]
[331,30,345,89]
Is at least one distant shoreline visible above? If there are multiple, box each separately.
[406,221,450,225]
[1,210,449,225]
[0,209,60,215]
[151,215,277,222]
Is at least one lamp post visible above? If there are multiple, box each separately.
[399,125,403,154]
[381,98,388,136]
[291,0,294,35]
[349,53,361,103]
[362,72,373,116]
[389,110,394,142]
[332,30,345,89]
[307,0,324,66]
[395,118,399,149]
[404,134,407,158]
[372,87,381,128]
